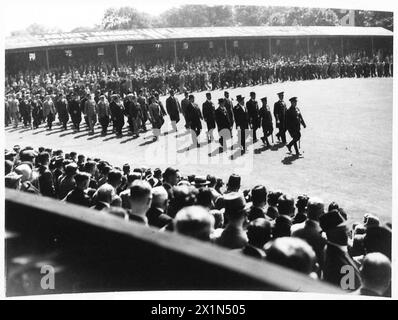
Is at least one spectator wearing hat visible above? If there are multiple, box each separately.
[215,97,232,153]
[36,152,55,198]
[286,97,306,156]
[321,209,361,290]
[5,172,23,190]
[353,252,391,297]
[292,194,309,224]
[166,89,182,132]
[273,194,295,238]
[96,95,110,135]
[68,93,82,132]
[202,92,216,143]
[175,206,215,242]
[127,180,152,225]
[247,185,268,221]
[14,163,40,194]
[241,218,272,259]
[146,186,172,228]
[246,91,260,142]
[258,97,273,147]
[58,163,78,199]
[273,92,287,144]
[64,172,91,207]
[187,94,203,148]
[292,197,326,272]
[264,237,317,276]
[215,192,249,249]
[233,95,249,153]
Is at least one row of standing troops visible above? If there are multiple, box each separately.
[178,90,306,155]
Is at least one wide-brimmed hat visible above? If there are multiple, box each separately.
[192,176,210,188]
[319,209,347,232]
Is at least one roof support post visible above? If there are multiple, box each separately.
[307,37,310,56]
[114,43,119,69]
[268,38,272,58]
[224,39,228,58]
[341,37,344,58]
[45,49,50,71]
[174,41,177,64]
[371,36,374,55]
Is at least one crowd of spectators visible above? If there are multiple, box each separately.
[5,50,393,98]
[5,145,392,296]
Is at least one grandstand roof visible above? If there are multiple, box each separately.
[6,26,393,52]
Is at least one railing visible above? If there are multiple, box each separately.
[5,189,342,296]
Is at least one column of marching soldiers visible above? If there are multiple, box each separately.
[6,89,306,156]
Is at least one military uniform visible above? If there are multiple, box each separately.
[258,98,273,147]
[68,97,82,131]
[187,98,203,147]
[202,98,216,142]
[246,94,260,142]
[233,95,249,152]
[215,99,232,151]
[166,93,181,132]
[286,97,306,155]
[273,93,287,144]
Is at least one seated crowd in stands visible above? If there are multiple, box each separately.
[5,49,393,99]
[5,145,392,296]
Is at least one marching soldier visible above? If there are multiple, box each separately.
[187,94,203,148]
[165,89,182,132]
[202,92,216,143]
[181,91,190,129]
[148,95,164,141]
[84,94,97,135]
[56,93,69,130]
[68,93,82,132]
[286,97,306,156]
[31,94,43,129]
[273,91,287,144]
[233,95,249,154]
[246,91,260,142]
[110,94,125,137]
[224,91,235,132]
[96,95,110,136]
[258,97,273,147]
[137,89,148,132]
[43,95,56,130]
[215,98,232,153]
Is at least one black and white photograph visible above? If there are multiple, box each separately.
[1,0,396,301]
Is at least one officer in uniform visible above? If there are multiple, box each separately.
[258,97,273,147]
[31,94,43,129]
[273,91,287,144]
[286,97,306,156]
[233,95,249,154]
[202,92,216,143]
[215,98,232,153]
[181,91,190,129]
[56,93,69,130]
[187,94,203,148]
[137,89,148,132]
[246,91,260,142]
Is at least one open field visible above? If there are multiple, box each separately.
[5,77,393,224]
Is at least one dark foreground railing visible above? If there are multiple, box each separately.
[5,189,342,296]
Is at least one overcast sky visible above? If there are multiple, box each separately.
[2,0,390,36]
